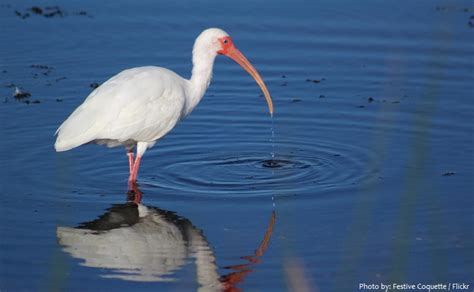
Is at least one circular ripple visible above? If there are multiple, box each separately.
[142,137,378,198]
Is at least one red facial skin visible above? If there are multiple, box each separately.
[217,36,234,55]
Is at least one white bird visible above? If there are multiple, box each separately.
[55,28,274,185]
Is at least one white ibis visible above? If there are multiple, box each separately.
[55,28,274,185]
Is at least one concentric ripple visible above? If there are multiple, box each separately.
[142,137,378,198]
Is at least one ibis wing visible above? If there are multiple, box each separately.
[55,66,188,151]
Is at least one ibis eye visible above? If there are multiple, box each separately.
[223,39,228,44]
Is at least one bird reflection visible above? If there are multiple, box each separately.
[57,183,275,290]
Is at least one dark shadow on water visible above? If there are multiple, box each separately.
[57,184,275,290]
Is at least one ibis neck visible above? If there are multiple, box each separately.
[187,50,216,115]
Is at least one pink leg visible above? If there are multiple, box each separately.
[128,156,141,184]
[127,151,134,174]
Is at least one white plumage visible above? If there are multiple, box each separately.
[55,67,187,151]
[55,28,273,184]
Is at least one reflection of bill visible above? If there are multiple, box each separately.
[57,184,275,291]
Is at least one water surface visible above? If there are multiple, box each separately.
[1,0,473,291]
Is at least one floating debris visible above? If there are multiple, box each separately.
[29,6,43,15]
[31,64,53,77]
[31,64,53,70]
[23,99,42,104]
[13,87,31,99]
[442,172,456,176]
[11,87,42,104]
[14,10,30,19]
[12,6,90,19]
[75,10,88,16]
[306,78,321,83]
[368,97,374,102]
[43,6,63,18]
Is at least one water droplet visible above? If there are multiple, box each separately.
[270,115,275,159]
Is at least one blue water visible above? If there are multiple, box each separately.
[1,0,473,291]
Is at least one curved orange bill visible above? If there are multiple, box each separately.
[224,46,274,115]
